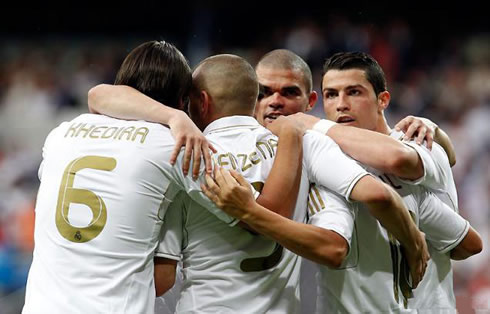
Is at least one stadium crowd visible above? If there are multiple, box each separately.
[0,13,488,313]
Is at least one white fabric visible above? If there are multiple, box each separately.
[23,114,231,314]
[312,119,337,135]
[157,116,368,313]
[391,131,461,311]
[310,168,469,314]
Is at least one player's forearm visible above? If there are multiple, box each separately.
[366,187,421,252]
[327,124,422,179]
[88,84,180,124]
[434,127,456,167]
[257,127,303,219]
[242,203,347,267]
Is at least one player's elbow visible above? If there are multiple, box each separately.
[450,227,483,260]
[316,233,348,269]
[468,238,483,256]
[155,277,175,297]
[385,146,419,178]
[154,257,177,297]
[448,154,456,167]
[87,84,110,113]
[365,182,394,208]
[325,245,348,269]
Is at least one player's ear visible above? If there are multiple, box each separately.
[200,90,210,116]
[377,91,390,112]
[306,91,318,112]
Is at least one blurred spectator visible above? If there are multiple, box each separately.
[0,13,488,313]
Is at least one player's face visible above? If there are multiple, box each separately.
[255,65,313,126]
[322,69,380,131]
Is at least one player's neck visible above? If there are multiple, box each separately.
[375,114,391,135]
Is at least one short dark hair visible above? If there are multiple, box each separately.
[115,40,192,109]
[322,52,387,96]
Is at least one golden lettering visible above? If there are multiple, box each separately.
[89,126,107,139]
[101,127,119,139]
[132,127,149,143]
[75,124,95,138]
[64,123,81,137]
[118,127,135,141]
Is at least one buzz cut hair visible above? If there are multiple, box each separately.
[256,49,313,93]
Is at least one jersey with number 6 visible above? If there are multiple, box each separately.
[157,116,369,313]
[23,114,234,314]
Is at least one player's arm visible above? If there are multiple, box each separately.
[289,113,424,181]
[418,193,482,261]
[256,116,304,219]
[395,116,456,167]
[349,175,430,287]
[154,257,178,297]
[88,84,216,178]
[202,168,348,268]
[450,227,483,260]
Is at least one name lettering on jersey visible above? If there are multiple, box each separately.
[214,139,278,172]
[64,123,149,143]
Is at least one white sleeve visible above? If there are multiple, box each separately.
[308,185,356,249]
[401,141,451,191]
[418,191,469,254]
[303,131,369,201]
[155,193,187,261]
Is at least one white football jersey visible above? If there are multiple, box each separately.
[157,116,368,313]
[391,131,460,311]
[23,114,233,314]
[310,169,469,314]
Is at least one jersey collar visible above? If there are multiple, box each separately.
[203,116,262,135]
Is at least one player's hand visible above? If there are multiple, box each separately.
[266,115,307,137]
[201,167,256,220]
[289,112,321,131]
[402,231,430,289]
[168,111,217,179]
[395,116,438,150]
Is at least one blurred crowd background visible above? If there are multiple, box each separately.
[0,4,488,313]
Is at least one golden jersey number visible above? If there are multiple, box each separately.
[55,156,117,243]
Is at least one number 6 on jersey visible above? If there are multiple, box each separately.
[55,156,117,243]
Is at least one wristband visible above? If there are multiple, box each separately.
[312,119,337,135]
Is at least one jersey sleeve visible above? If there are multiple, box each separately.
[303,131,369,201]
[308,185,356,249]
[155,193,187,261]
[418,191,469,254]
[400,140,451,191]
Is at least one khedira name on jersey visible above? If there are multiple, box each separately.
[64,123,149,143]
